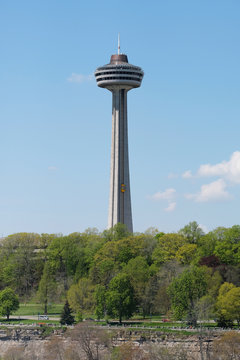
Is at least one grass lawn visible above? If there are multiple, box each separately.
[13,303,63,316]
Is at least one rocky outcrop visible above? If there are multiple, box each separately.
[0,326,232,360]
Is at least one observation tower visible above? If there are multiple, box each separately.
[95,39,144,232]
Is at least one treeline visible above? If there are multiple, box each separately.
[0,222,240,325]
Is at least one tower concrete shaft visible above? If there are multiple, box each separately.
[109,88,132,231]
[95,53,143,232]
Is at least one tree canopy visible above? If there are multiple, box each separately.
[0,287,19,320]
[168,266,208,325]
[0,222,239,325]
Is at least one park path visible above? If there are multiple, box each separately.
[9,315,60,321]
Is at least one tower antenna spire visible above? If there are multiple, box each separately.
[118,33,120,55]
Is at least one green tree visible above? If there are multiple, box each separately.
[224,265,240,287]
[196,295,214,322]
[60,300,75,325]
[45,232,103,301]
[47,236,81,292]
[68,231,104,281]
[212,225,240,265]
[122,256,150,316]
[214,241,240,265]
[0,287,19,320]
[168,266,207,326]
[95,285,106,320]
[216,282,240,326]
[176,243,197,264]
[218,282,235,297]
[102,223,130,242]
[37,263,57,314]
[67,278,95,314]
[179,221,205,244]
[152,260,183,316]
[195,228,228,260]
[90,236,146,285]
[0,233,43,299]
[152,234,186,265]
[106,273,136,324]
[205,268,223,300]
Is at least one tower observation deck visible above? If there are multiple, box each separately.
[95,50,144,232]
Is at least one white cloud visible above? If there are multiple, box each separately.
[165,202,176,212]
[149,188,177,212]
[182,170,193,179]
[197,151,240,184]
[67,73,93,83]
[151,188,176,201]
[199,224,208,234]
[185,179,230,202]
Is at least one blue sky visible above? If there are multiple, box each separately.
[0,0,240,235]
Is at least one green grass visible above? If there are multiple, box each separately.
[13,303,63,316]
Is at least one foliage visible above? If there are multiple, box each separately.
[0,287,19,320]
[176,244,197,264]
[223,265,240,286]
[37,263,57,314]
[205,268,223,299]
[0,222,239,323]
[178,221,205,244]
[196,232,219,259]
[60,300,75,325]
[195,295,214,322]
[122,256,150,314]
[216,282,240,325]
[0,233,43,299]
[168,266,207,325]
[90,236,146,285]
[213,225,240,265]
[76,311,83,322]
[152,234,186,265]
[95,284,106,320]
[151,260,183,315]
[106,273,136,323]
[102,222,130,242]
[199,255,221,268]
[67,277,95,314]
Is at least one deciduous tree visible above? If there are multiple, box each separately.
[178,221,205,244]
[168,266,207,326]
[216,283,240,326]
[106,273,136,324]
[122,256,150,316]
[176,244,197,265]
[0,287,19,320]
[152,234,186,266]
[37,263,57,314]
[67,277,95,314]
